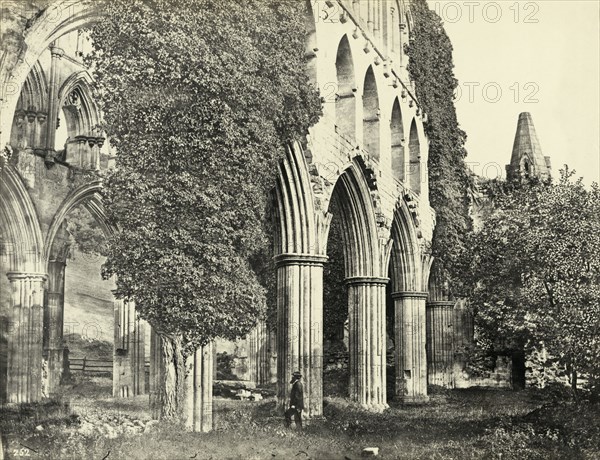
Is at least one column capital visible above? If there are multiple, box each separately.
[391,290,428,299]
[6,272,47,282]
[50,46,65,58]
[273,253,328,268]
[426,300,456,308]
[345,276,389,286]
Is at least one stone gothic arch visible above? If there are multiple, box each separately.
[0,165,45,403]
[335,35,357,141]
[0,165,44,273]
[273,141,331,418]
[389,196,432,402]
[327,163,390,410]
[304,0,318,84]
[408,118,421,194]
[362,66,380,161]
[42,182,147,400]
[43,181,111,263]
[0,0,102,149]
[390,97,405,181]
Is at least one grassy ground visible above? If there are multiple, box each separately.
[1,377,599,460]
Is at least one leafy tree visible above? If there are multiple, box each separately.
[65,205,107,257]
[465,169,600,395]
[87,0,321,418]
[406,0,473,293]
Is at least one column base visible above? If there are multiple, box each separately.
[399,395,430,404]
[359,401,389,412]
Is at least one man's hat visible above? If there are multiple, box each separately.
[292,371,302,378]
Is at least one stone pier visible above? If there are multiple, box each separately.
[113,300,146,397]
[184,343,214,433]
[6,273,46,403]
[44,260,66,395]
[347,276,388,411]
[426,300,457,388]
[43,223,71,396]
[393,291,429,403]
[247,321,276,386]
[275,254,326,418]
[149,328,163,417]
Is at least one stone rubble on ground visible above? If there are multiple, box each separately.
[71,409,160,439]
[362,447,379,457]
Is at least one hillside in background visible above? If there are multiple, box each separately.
[63,249,115,356]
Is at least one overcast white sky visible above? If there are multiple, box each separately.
[426,0,600,185]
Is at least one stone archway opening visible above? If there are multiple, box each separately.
[304,0,318,84]
[323,196,349,397]
[321,166,388,410]
[388,205,430,403]
[391,98,405,182]
[408,119,421,194]
[43,202,117,399]
[362,66,380,161]
[43,185,150,401]
[335,35,356,141]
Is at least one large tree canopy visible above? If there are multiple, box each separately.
[406,0,473,293]
[466,169,600,392]
[88,0,321,351]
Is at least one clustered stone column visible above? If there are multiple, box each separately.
[246,320,274,386]
[426,300,456,388]
[44,42,64,164]
[149,328,164,419]
[43,224,71,396]
[184,343,214,433]
[346,276,389,411]
[393,291,429,403]
[6,272,46,403]
[275,254,326,418]
[113,299,146,397]
[44,259,66,395]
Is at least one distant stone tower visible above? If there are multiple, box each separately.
[506,112,552,182]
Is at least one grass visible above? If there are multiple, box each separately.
[1,377,599,460]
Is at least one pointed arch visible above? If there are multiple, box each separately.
[304,0,318,83]
[16,61,48,114]
[362,66,380,161]
[389,200,420,293]
[43,180,113,265]
[328,164,380,278]
[408,118,421,193]
[0,165,44,273]
[274,142,331,257]
[390,98,405,181]
[335,35,356,141]
[0,0,102,149]
[57,71,101,139]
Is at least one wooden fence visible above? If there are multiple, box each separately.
[69,357,150,375]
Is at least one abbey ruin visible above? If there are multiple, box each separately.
[0,0,554,434]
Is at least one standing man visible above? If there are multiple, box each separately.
[284,371,304,429]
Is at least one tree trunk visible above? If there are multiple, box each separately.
[154,334,214,431]
[571,368,578,401]
[159,334,186,420]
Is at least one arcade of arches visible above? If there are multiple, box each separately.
[0,0,470,431]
